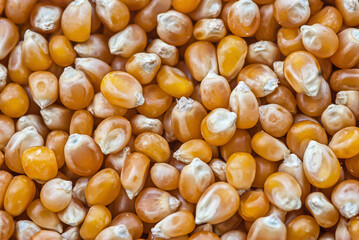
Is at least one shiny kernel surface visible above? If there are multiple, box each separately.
[0,1,358,239]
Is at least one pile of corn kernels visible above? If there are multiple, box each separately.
[0,0,359,239]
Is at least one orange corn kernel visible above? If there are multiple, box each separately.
[252,157,278,188]
[266,85,297,115]
[184,41,218,82]
[193,19,227,42]
[4,175,35,217]
[156,65,194,98]
[195,182,239,224]
[27,199,63,233]
[330,28,359,69]
[5,0,37,24]
[22,30,52,71]
[228,0,260,37]
[174,139,212,164]
[264,172,302,211]
[28,71,58,109]
[308,6,343,33]
[121,153,150,199]
[200,72,230,110]
[0,210,14,239]
[130,114,163,136]
[88,92,127,119]
[297,79,331,117]
[277,27,305,56]
[301,24,339,58]
[74,34,113,63]
[246,41,281,67]
[336,0,359,26]
[157,10,193,46]
[94,116,131,155]
[46,130,68,169]
[348,216,359,240]
[220,129,252,161]
[49,35,76,67]
[273,0,311,28]
[259,104,293,138]
[226,152,256,190]
[329,126,359,158]
[101,71,144,109]
[110,212,143,239]
[189,0,222,21]
[239,189,270,222]
[179,158,215,203]
[135,187,180,223]
[147,39,179,66]
[79,205,112,240]
[303,140,341,188]
[251,131,290,161]
[330,68,359,92]
[7,42,32,85]
[255,3,280,42]
[134,132,170,163]
[134,0,172,32]
[30,3,62,34]
[64,134,103,176]
[247,214,286,240]
[5,126,44,174]
[321,104,356,135]
[0,83,29,118]
[136,84,173,118]
[286,120,328,159]
[171,97,207,142]
[125,52,161,85]
[21,146,58,182]
[0,18,19,60]
[238,64,279,98]
[283,51,322,97]
[305,192,339,228]
[287,215,320,240]
[86,168,121,205]
[69,110,94,136]
[201,108,237,146]
[59,67,94,110]
[95,0,129,32]
[0,171,12,210]
[151,210,195,239]
[108,24,147,58]
[331,180,359,219]
[345,154,359,178]
[278,153,311,201]
[229,82,259,129]
[40,178,72,212]
[217,35,248,80]
[150,163,179,191]
[61,0,91,42]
